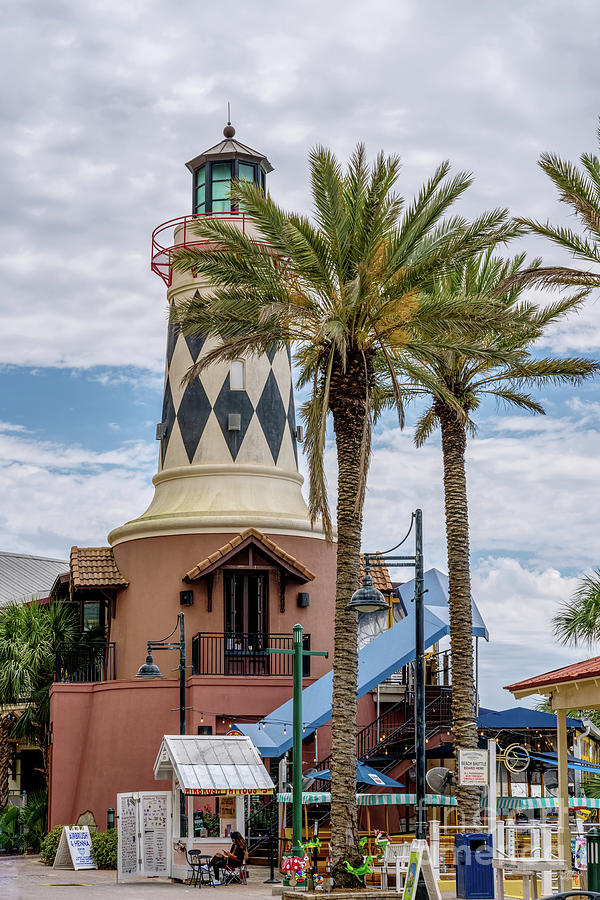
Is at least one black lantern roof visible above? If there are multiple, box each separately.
[186,124,273,174]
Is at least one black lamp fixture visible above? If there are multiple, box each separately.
[347,572,388,614]
[136,612,186,734]
[136,652,163,678]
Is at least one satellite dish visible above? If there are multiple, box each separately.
[542,768,574,798]
[302,768,319,791]
[426,767,455,795]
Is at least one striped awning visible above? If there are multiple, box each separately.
[276,792,456,807]
[498,796,600,811]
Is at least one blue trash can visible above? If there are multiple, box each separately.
[455,833,494,899]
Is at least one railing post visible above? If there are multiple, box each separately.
[496,820,505,859]
[540,825,553,895]
[430,819,440,880]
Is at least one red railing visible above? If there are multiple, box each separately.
[151,212,265,286]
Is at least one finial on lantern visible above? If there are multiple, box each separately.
[223,101,235,138]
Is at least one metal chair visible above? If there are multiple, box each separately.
[187,851,215,888]
[187,850,202,887]
[222,860,248,885]
[197,854,216,887]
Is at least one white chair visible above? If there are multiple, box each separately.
[380,842,411,889]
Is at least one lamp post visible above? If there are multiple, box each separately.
[136,612,187,735]
[267,623,328,856]
[347,509,426,840]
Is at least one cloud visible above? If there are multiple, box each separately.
[472,557,583,709]
[335,398,600,574]
[2,0,600,375]
[0,423,155,557]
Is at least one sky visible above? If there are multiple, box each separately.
[2,0,600,709]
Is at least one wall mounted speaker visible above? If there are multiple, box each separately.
[180,590,194,606]
[297,592,310,608]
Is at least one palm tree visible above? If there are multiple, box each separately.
[0,600,77,786]
[553,570,600,646]
[504,124,600,293]
[398,249,598,823]
[171,145,520,881]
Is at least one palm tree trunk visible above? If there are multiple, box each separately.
[437,402,480,825]
[329,349,371,886]
[0,716,11,808]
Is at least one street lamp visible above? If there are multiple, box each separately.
[136,612,187,736]
[347,509,426,840]
[346,572,388,614]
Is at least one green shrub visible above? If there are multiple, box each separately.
[91,829,117,869]
[20,790,48,852]
[0,804,25,853]
[40,824,69,865]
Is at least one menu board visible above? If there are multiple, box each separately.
[141,793,169,876]
[117,793,139,880]
[117,791,171,881]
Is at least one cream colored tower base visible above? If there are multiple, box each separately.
[109,218,324,547]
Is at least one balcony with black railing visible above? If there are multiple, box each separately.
[55,642,116,683]
[191,632,312,677]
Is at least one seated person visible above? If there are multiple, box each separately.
[210,831,247,882]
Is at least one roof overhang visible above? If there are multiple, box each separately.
[505,654,600,709]
[508,676,600,711]
[184,528,315,584]
[154,734,274,796]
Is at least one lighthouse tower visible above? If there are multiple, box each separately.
[110,126,314,543]
[105,124,335,683]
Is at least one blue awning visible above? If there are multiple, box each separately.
[315,762,405,788]
[529,751,600,774]
[237,603,449,756]
[397,568,489,641]
[477,707,583,731]
[237,566,488,757]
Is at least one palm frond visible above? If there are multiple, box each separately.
[553,570,600,646]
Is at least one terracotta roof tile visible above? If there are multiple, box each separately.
[70,547,129,590]
[505,655,600,694]
[185,528,315,582]
[360,554,393,593]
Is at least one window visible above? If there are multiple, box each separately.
[83,601,101,632]
[238,162,256,183]
[194,165,206,215]
[230,359,244,390]
[225,572,267,637]
[211,161,232,213]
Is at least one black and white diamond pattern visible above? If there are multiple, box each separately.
[158,328,299,472]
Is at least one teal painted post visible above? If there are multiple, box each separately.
[292,623,304,854]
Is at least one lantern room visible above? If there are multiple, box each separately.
[185,123,274,215]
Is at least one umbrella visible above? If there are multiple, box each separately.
[314,762,404,788]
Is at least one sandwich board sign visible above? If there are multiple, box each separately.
[53,826,96,870]
[117,791,171,882]
[400,840,441,900]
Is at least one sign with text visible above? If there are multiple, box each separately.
[400,840,441,900]
[53,826,96,870]
[458,748,488,786]
[117,791,171,882]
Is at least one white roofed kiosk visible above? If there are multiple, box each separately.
[506,655,600,892]
[154,734,274,880]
